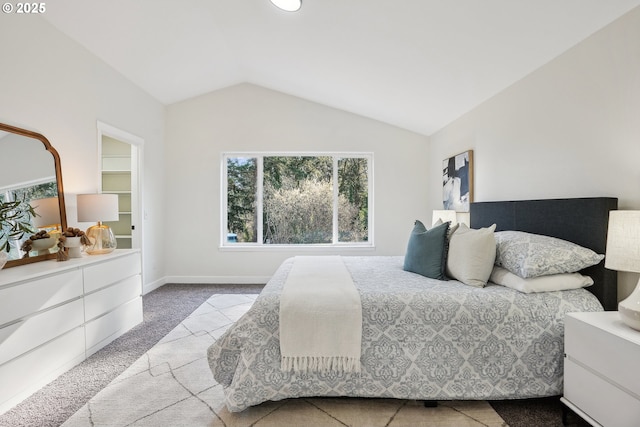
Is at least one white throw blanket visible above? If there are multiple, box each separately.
[279,256,362,374]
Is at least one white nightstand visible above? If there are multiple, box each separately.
[561,311,640,427]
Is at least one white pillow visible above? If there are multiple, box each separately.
[446,223,496,288]
[494,231,604,278]
[490,266,594,293]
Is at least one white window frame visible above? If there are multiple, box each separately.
[221,152,374,250]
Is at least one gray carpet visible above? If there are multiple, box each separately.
[0,283,589,427]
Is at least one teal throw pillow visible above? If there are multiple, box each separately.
[403,220,450,280]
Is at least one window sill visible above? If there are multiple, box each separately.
[219,244,376,252]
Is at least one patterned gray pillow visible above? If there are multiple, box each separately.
[494,231,604,278]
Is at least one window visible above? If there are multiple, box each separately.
[222,153,373,247]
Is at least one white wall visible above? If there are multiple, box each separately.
[428,7,640,300]
[0,16,166,288]
[165,84,429,282]
[4,10,636,296]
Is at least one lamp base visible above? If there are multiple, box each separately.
[85,223,117,255]
[619,278,640,331]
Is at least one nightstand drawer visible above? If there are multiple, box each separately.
[565,313,640,397]
[565,359,640,427]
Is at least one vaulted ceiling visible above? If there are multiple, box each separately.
[43,0,640,135]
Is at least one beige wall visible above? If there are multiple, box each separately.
[0,16,166,288]
[164,84,429,282]
[428,7,640,300]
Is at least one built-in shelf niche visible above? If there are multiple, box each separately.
[100,136,133,249]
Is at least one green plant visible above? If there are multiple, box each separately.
[0,196,37,252]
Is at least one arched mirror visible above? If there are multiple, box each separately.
[0,122,67,268]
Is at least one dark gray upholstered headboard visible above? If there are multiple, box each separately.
[470,197,618,311]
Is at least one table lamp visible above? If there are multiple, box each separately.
[29,197,61,254]
[30,197,61,230]
[77,193,119,255]
[605,210,640,330]
[431,210,457,227]
[431,210,470,227]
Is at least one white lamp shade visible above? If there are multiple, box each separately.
[605,210,640,273]
[30,197,61,228]
[432,210,458,227]
[456,212,471,227]
[77,194,119,223]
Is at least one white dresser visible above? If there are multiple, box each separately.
[0,249,142,414]
[562,311,640,427]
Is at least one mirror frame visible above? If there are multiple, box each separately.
[1,122,67,268]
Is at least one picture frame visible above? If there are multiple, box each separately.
[443,150,473,212]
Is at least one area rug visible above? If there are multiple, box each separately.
[60,293,507,427]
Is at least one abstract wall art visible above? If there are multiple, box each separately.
[443,150,473,212]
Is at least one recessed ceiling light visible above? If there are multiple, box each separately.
[270,0,301,12]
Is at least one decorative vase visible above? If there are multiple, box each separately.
[64,236,83,258]
[30,236,57,255]
[0,252,7,270]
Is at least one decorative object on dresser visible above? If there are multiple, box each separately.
[604,210,640,330]
[0,122,68,268]
[20,230,56,256]
[59,227,91,259]
[77,193,119,254]
[562,312,640,427]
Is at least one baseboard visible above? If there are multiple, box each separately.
[142,276,269,294]
[142,277,167,295]
[163,275,270,285]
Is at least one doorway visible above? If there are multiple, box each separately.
[96,122,143,253]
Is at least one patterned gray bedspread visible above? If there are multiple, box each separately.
[207,256,603,412]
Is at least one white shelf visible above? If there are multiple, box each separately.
[100,135,136,251]
[102,170,131,174]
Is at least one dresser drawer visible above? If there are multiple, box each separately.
[85,297,143,356]
[0,299,84,366]
[84,275,141,321]
[0,250,143,415]
[0,270,83,326]
[83,253,141,293]
[0,327,85,413]
[565,314,640,397]
[565,358,640,427]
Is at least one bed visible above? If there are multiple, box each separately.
[208,197,618,412]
